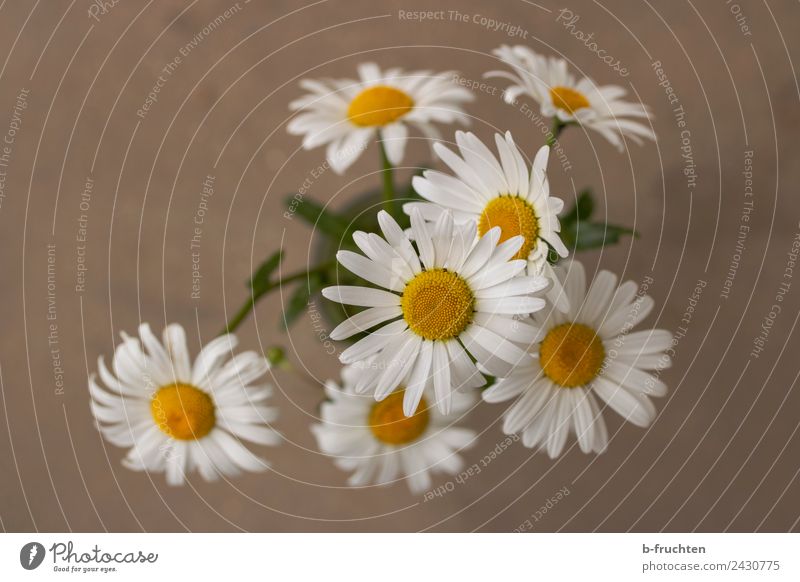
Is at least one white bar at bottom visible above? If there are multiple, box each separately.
[0,533,796,580]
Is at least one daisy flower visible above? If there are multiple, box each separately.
[407,130,570,311]
[322,209,548,417]
[287,62,473,174]
[312,362,476,494]
[482,261,671,457]
[89,323,280,485]
[485,45,655,151]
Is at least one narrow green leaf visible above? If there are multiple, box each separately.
[285,195,350,240]
[281,272,324,329]
[562,189,594,224]
[248,250,283,296]
[565,222,637,252]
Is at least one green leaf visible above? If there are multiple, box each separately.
[281,272,324,329]
[562,189,594,224]
[285,195,350,240]
[563,222,637,252]
[248,250,283,296]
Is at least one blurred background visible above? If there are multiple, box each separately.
[1,0,799,532]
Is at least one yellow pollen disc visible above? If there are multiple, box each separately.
[369,390,430,445]
[478,196,540,260]
[401,269,475,341]
[151,383,216,440]
[550,86,590,114]
[539,323,605,388]
[347,85,414,127]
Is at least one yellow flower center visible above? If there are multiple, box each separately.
[151,383,216,440]
[550,86,590,114]
[347,85,414,127]
[401,269,475,340]
[369,390,430,444]
[477,196,540,260]
[539,323,605,387]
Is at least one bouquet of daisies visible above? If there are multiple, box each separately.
[90,46,670,493]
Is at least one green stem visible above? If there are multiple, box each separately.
[546,119,567,148]
[221,261,334,336]
[378,140,397,217]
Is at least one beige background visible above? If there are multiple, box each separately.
[1,0,799,532]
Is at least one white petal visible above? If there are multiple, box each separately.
[571,388,596,453]
[322,286,400,307]
[599,296,655,337]
[432,342,452,414]
[163,324,192,383]
[607,329,673,356]
[374,334,422,400]
[336,251,404,292]
[409,208,435,270]
[474,275,549,299]
[377,210,422,274]
[211,429,269,473]
[482,373,531,403]
[400,448,432,494]
[592,376,656,427]
[476,296,545,315]
[339,320,408,364]
[381,123,408,165]
[329,306,402,340]
[460,326,514,377]
[462,324,528,365]
[431,210,455,268]
[472,312,541,344]
[445,340,486,390]
[581,270,618,325]
[460,227,501,279]
[192,335,238,385]
[503,380,554,434]
[546,393,572,458]
[602,360,668,398]
[403,341,433,416]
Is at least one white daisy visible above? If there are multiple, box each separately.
[321,209,549,417]
[482,261,671,457]
[485,45,655,151]
[287,62,473,174]
[89,323,280,485]
[407,130,570,312]
[312,362,476,494]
